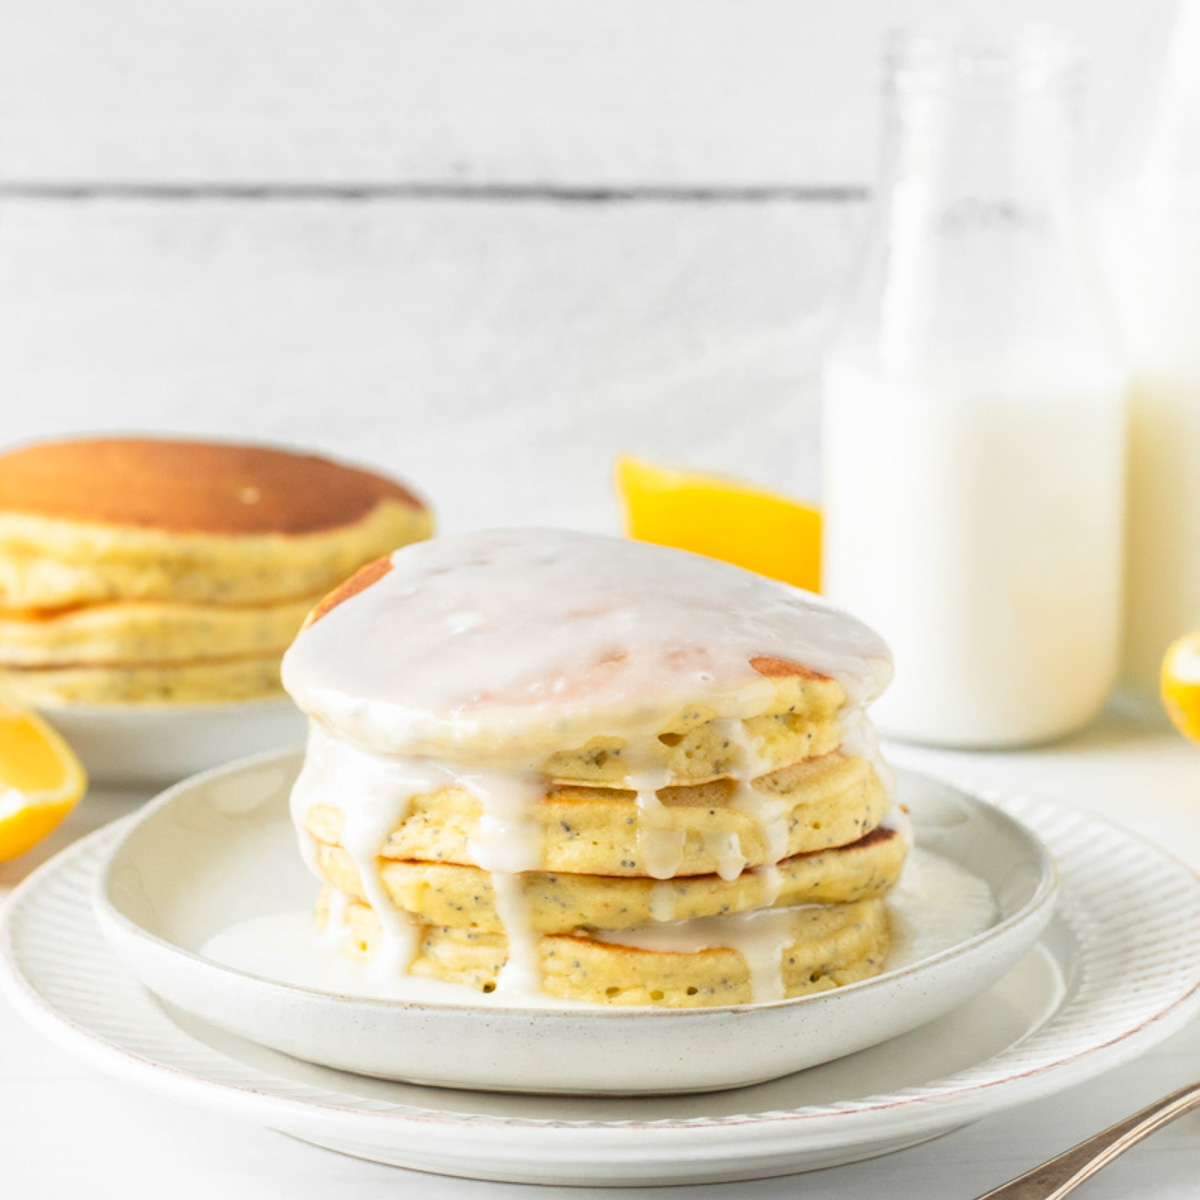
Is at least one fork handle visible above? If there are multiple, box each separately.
[976,1081,1200,1199]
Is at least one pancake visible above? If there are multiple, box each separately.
[0,437,433,608]
[285,529,897,1006]
[311,825,906,934]
[0,437,432,706]
[3,652,285,705]
[299,750,890,878]
[282,529,891,768]
[0,594,319,666]
[538,679,846,785]
[322,893,891,1007]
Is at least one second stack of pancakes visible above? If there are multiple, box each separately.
[0,437,431,706]
[284,528,905,1007]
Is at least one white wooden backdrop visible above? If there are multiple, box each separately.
[0,0,1170,533]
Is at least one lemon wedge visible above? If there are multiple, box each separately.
[1161,631,1200,744]
[614,455,822,591]
[0,694,87,862]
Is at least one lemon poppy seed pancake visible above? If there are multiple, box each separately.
[314,824,907,935]
[324,893,891,1007]
[299,738,890,877]
[0,594,320,666]
[0,437,432,607]
[284,528,890,768]
[284,528,898,1007]
[0,437,431,706]
[4,653,288,704]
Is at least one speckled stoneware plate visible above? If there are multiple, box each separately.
[85,753,1056,1094]
[2,789,1198,1185]
[42,698,307,785]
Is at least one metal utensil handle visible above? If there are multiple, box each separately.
[976,1081,1200,1199]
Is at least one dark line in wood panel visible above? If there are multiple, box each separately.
[0,181,867,203]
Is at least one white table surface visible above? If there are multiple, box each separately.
[2,703,1198,1199]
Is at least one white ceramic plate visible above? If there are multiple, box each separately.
[43,698,307,785]
[3,796,1198,1186]
[89,752,1055,1094]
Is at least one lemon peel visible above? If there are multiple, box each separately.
[0,692,87,861]
[614,455,821,592]
[1162,631,1200,744]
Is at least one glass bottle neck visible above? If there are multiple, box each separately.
[881,40,1086,244]
[1141,0,1200,189]
[835,34,1116,384]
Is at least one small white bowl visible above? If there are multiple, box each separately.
[93,751,1057,1095]
[45,699,307,786]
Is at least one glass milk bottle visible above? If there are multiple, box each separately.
[821,34,1127,748]
[1102,0,1200,698]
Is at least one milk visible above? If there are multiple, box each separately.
[1091,0,1200,695]
[1105,212,1200,696]
[821,360,1126,747]
[1124,372,1200,697]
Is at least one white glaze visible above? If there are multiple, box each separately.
[322,887,350,940]
[886,845,996,966]
[631,777,687,881]
[292,723,461,975]
[715,717,774,779]
[488,873,542,996]
[597,909,797,1002]
[838,706,896,798]
[202,911,596,1010]
[291,728,834,995]
[594,845,992,1001]
[461,768,544,874]
[754,864,784,908]
[703,831,749,882]
[730,784,790,864]
[282,529,892,763]
[649,881,678,923]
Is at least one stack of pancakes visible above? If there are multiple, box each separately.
[283,528,902,1007]
[0,437,431,706]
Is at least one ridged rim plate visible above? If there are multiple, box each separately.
[3,789,1199,1186]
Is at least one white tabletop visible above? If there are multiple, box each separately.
[3,704,1198,1199]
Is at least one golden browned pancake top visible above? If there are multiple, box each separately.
[0,437,425,535]
[306,555,394,627]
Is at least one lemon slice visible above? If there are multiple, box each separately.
[0,694,87,862]
[614,456,822,591]
[1161,631,1200,744]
